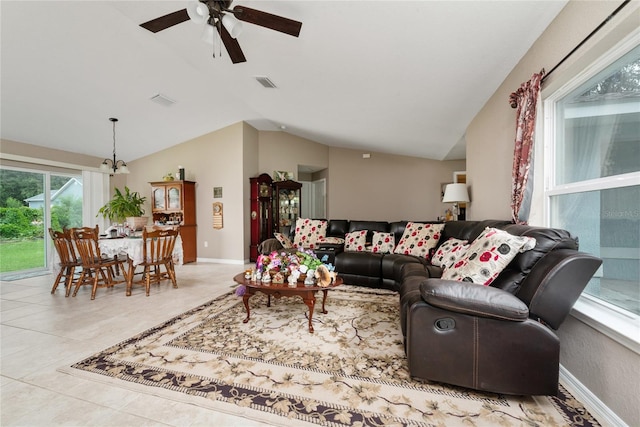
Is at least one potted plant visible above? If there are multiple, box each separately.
[98,186,148,230]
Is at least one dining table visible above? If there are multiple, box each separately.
[98,235,183,295]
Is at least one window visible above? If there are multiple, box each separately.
[0,166,83,277]
[545,43,640,319]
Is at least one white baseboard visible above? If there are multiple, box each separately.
[195,257,247,265]
[559,365,628,427]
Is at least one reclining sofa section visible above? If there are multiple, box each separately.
[258,219,602,396]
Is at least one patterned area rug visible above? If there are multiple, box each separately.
[61,285,599,427]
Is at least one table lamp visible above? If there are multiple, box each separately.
[442,183,470,221]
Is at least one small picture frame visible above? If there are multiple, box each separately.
[213,187,223,198]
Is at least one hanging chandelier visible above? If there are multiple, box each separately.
[99,117,129,174]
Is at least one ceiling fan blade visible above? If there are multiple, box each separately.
[232,6,302,37]
[218,24,247,64]
[140,9,189,33]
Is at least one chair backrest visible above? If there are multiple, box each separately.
[142,227,179,263]
[49,228,78,265]
[71,226,103,267]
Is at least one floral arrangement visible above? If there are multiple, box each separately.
[235,250,335,296]
[256,249,325,275]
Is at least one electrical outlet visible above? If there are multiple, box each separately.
[204,241,208,248]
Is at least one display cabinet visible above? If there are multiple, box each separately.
[273,179,302,236]
[249,174,273,261]
[149,180,197,263]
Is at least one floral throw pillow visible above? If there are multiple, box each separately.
[393,222,444,259]
[293,218,328,250]
[345,230,368,252]
[431,238,469,268]
[274,232,294,249]
[317,236,345,245]
[372,231,395,254]
[442,227,536,286]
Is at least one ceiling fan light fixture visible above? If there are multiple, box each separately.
[186,1,209,24]
[222,13,243,38]
[201,23,216,45]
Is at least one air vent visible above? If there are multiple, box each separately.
[150,93,176,106]
[255,76,277,88]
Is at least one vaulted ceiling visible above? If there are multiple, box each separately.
[0,1,567,163]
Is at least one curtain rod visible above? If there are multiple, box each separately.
[542,0,631,83]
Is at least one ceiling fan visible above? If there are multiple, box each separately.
[140,0,302,64]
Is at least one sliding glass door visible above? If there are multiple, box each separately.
[0,166,82,277]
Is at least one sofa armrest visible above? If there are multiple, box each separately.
[420,279,529,322]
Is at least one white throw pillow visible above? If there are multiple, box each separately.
[293,218,328,250]
[442,227,536,286]
[345,230,368,252]
[371,232,395,254]
[431,238,469,268]
[393,222,444,259]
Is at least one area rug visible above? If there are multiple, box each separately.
[61,285,599,427]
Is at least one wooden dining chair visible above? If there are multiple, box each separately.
[49,228,83,296]
[71,226,125,300]
[131,227,179,296]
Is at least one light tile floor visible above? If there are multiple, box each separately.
[1,262,273,427]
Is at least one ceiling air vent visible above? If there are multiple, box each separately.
[150,93,176,106]
[255,76,277,88]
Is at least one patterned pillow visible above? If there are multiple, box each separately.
[393,222,444,259]
[442,227,536,286]
[274,232,294,249]
[317,236,345,245]
[371,231,395,254]
[345,230,368,252]
[432,238,469,268]
[293,218,328,250]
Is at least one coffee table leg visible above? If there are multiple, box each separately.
[321,289,329,314]
[243,293,251,323]
[303,294,316,333]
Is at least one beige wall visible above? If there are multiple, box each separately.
[126,122,247,263]
[258,131,329,177]
[465,1,640,424]
[328,147,465,221]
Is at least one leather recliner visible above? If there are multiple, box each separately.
[404,239,602,395]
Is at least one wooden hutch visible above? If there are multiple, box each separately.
[149,180,197,263]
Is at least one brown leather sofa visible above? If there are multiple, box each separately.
[259,219,602,395]
[398,222,602,395]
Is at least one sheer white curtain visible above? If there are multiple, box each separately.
[82,170,109,230]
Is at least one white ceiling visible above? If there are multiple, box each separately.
[0,1,567,163]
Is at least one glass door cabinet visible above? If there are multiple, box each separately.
[273,179,302,236]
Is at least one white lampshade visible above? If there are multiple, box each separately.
[186,1,209,24]
[222,13,243,38]
[201,23,216,45]
[99,162,110,172]
[442,183,470,203]
[118,164,130,174]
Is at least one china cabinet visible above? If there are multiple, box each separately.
[150,180,197,263]
[249,174,273,261]
[273,179,302,236]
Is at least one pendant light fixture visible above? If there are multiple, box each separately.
[100,117,130,174]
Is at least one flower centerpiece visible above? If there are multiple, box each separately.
[236,250,335,296]
[256,250,329,282]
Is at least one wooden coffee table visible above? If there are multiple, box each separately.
[233,273,342,333]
